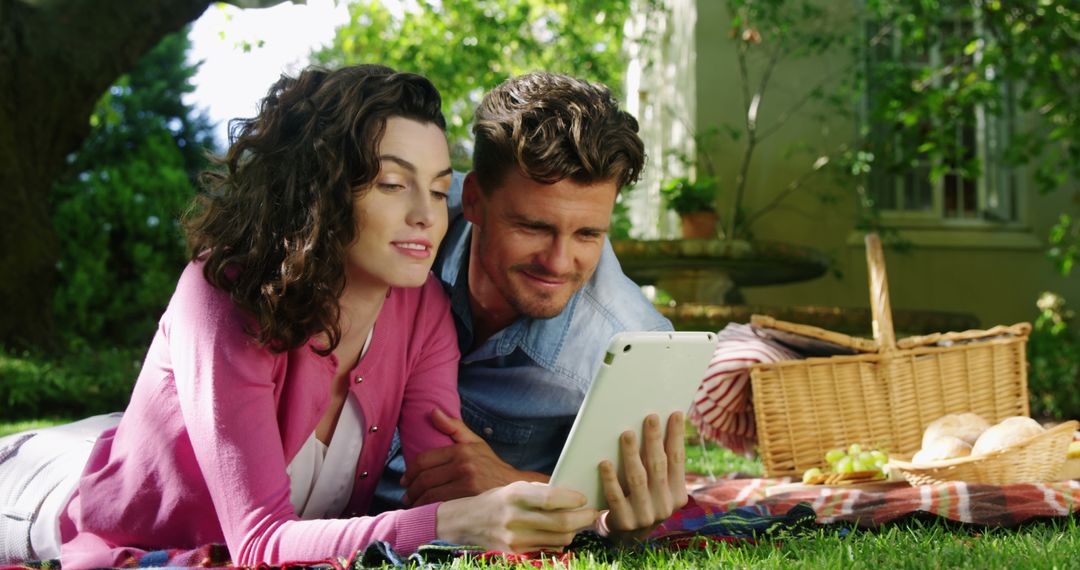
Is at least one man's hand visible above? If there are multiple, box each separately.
[402,408,548,506]
[596,411,688,543]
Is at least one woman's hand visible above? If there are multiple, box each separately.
[435,481,598,552]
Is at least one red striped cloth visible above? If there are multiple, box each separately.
[689,323,801,454]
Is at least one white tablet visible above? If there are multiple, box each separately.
[548,331,718,509]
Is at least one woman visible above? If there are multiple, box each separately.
[0,64,596,569]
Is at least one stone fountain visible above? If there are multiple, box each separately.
[612,238,980,336]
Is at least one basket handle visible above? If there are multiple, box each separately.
[865,233,897,352]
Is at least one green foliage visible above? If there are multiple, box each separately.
[857,1,1080,264]
[660,176,720,215]
[1048,214,1079,277]
[609,191,634,240]
[711,0,858,239]
[1027,292,1080,420]
[51,30,216,347]
[661,126,723,216]
[856,1,1002,220]
[0,342,142,420]
[312,0,633,167]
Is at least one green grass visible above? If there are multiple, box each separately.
[0,417,70,437]
[686,436,764,478]
[567,517,1080,569]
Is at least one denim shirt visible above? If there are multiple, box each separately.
[433,173,672,473]
[373,173,671,510]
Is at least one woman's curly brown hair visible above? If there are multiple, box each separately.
[183,64,446,355]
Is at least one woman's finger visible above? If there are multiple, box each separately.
[510,503,598,534]
[498,528,579,553]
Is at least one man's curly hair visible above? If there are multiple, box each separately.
[471,72,645,194]
[183,64,446,355]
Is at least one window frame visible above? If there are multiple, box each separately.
[861,10,1027,232]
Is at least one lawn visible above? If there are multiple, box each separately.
[0,417,70,437]
[1,419,1076,568]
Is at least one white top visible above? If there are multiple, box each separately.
[286,328,372,519]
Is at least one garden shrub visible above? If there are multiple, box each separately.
[1027,291,1080,420]
[50,30,214,347]
[0,341,143,420]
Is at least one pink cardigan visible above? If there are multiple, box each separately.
[59,262,461,569]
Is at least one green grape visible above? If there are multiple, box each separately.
[820,446,846,466]
[852,457,873,472]
[824,448,846,464]
[802,467,823,484]
[848,443,862,456]
[836,455,856,474]
[869,450,888,463]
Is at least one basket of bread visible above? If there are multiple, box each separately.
[750,233,1032,477]
[888,413,1079,485]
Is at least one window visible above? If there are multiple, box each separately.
[863,12,1020,228]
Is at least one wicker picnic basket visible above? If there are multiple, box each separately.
[888,420,1078,486]
[749,234,1031,477]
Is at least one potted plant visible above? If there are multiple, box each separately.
[660,175,721,239]
[659,127,723,239]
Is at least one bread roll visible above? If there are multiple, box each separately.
[911,435,973,464]
[971,416,1045,456]
[921,413,991,448]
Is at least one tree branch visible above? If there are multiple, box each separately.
[740,145,844,232]
[758,23,892,143]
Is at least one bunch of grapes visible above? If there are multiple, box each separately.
[802,443,889,483]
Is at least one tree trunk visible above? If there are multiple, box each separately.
[0,126,59,348]
[0,0,290,349]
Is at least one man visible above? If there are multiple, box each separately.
[377,72,681,539]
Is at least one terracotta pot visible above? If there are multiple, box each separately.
[679,211,719,239]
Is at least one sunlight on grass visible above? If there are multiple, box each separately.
[0,418,70,437]
[685,421,764,477]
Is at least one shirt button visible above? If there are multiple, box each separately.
[482,426,494,437]
[354,376,363,384]
[369,425,379,433]
[359,471,369,479]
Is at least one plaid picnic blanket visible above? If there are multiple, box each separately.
[691,475,1080,527]
[333,499,821,568]
[0,498,820,569]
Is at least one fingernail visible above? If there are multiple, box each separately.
[649,415,659,427]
